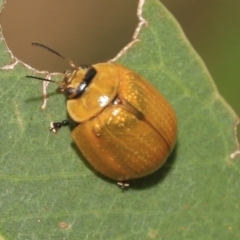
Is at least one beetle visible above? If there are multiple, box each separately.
[27,42,177,187]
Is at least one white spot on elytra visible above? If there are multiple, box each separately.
[98,95,109,107]
[112,109,119,116]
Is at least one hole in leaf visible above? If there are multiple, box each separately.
[0,0,139,72]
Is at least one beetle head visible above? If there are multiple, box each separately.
[26,42,97,100]
[57,66,92,99]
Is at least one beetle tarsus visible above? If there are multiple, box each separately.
[117,181,130,189]
[50,120,69,133]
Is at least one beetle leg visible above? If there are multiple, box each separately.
[117,181,130,189]
[50,120,69,133]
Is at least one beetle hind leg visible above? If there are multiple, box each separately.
[50,120,69,133]
[117,181,130,189]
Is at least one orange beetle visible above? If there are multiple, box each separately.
[27,43,177,186]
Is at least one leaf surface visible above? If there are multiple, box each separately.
[0,0,239,239]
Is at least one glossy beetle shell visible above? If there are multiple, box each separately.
[62,62,177,181]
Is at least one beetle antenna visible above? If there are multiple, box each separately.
[31,42,76,68]
[25,75,61,85]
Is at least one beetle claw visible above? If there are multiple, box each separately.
[50,120,69,133]
[117,181,130,189]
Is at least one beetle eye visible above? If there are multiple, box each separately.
[66,82,87,99]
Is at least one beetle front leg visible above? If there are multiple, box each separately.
[50,120,69,133]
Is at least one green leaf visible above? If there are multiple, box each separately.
[0,0,239,239]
